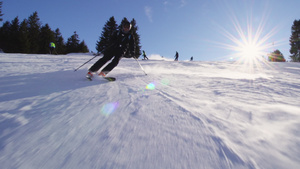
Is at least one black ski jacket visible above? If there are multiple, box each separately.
[105,30,135,57]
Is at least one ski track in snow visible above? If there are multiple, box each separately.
[0,53,299,169]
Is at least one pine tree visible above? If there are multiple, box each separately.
[10,17,21,53]
[0,21,10,52]
[66,31,80,53]
[54,28,65,54]
[268,49,285,62]
[19,19,30,53]
[130,18,141,59]
[96,16,117,53]
[39,24,55,54]
[66,31,89,53]
[28,11,41,53]
[0,17,21,53]
[79,40,89,53]
[289,20,300,62]
[0,1,3,22]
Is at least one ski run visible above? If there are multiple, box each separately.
[0,53,300,169]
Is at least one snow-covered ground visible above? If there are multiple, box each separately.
[0,53,299,169]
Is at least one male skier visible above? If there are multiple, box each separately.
[86,21,135,80]
[142,50,148,60]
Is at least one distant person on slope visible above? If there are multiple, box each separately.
[49,42,56,54]
[86,21,135,80]
[174,51,179,61]
[142,50,148,60]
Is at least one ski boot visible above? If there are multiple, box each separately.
[86,71,94,81]
[98,71,107,77]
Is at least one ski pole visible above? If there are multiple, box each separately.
[74,54,101,71]
[134,57,147,75]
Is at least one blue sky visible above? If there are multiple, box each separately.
[1,0,300,61]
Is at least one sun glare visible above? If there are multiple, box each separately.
[239,43,261,58]
[215,10,280,71]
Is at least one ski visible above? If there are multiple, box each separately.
[103,77,116,81]
[87,76,92,81]
[86,76,116,82]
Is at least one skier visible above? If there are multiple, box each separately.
[49,42,56,54]
[190,56,193,61]
[142,50,148,60]
[86,21,135,80]
[174,51,179,61]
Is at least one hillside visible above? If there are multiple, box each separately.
[0,53,300,169]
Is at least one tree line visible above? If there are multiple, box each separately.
[0,1,299,61]
[0,11,89,54]
[0,2,142,56]
[270,19,300,62]
[269,19,300,62]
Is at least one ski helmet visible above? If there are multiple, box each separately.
[122,21,132,33]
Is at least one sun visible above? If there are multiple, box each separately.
[215,13,279,70]
[240,44,260,58]
[223,22,273,60]
[239,43,261,58]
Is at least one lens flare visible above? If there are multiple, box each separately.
[161,79,170,86]
[101,102,119,116]
[146,83,156,90]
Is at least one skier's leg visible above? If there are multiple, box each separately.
[89,54,113,72]
[101,55,122,74]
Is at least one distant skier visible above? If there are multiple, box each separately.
[190,56,193,61]
[142,50,148,60]
[86,20,135,80]
[49,42,56,54]
[174,51,179,61]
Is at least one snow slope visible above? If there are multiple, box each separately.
[0,53,299,169]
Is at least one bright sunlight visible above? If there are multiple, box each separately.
[216,12,280,71]
[238,42,262,59]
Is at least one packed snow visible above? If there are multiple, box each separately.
[0,53,299,169]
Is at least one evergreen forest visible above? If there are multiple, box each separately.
[0,1,299,62]
[0,11,89,54]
